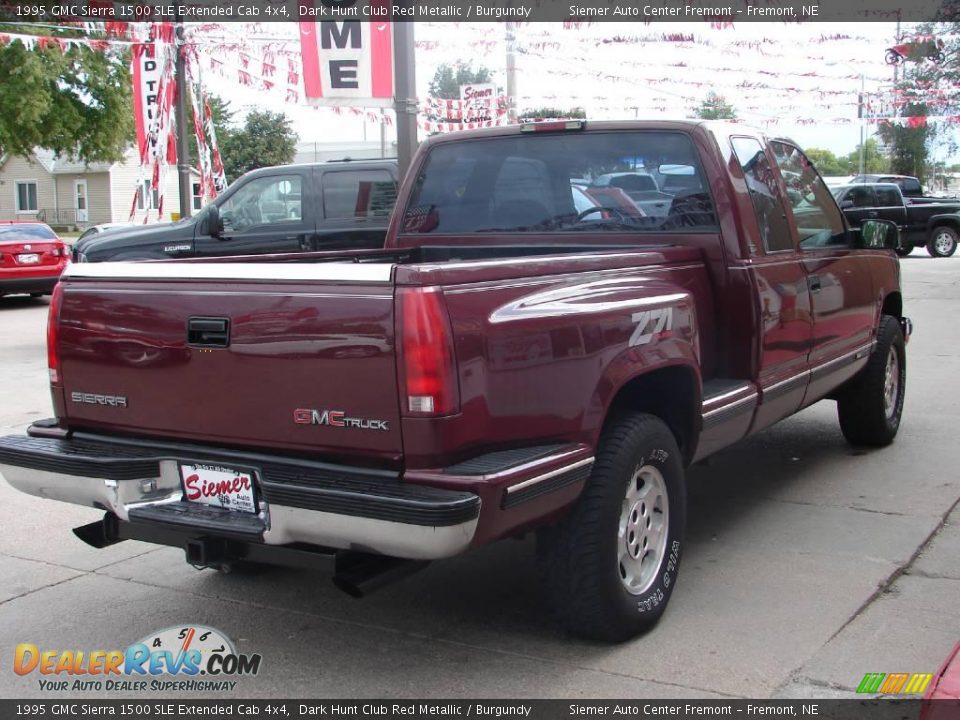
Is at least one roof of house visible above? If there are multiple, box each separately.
[32,148,117,174]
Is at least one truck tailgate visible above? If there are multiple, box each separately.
[55,262,402,460]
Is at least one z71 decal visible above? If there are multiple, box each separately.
[629,307,674,346]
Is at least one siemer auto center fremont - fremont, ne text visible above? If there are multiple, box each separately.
[567,4,815,17]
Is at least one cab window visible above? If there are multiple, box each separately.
[845,186,876,208]
[770,141,847,250]
[875,186,901,206]
[219,175,303,232]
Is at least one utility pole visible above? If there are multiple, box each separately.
[505,22,518,123]
[174,15,192,219]
[858,75,866,177]
[393,16,418,179]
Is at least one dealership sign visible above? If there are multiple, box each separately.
[460,83,496,122]
[299,21,394,107]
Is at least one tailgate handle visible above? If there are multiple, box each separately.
[187,317,230,348]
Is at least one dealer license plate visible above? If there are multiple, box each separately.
[18,253,39,264]
[179,462,258,514]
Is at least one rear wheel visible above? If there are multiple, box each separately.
[837,316,906,447]
[538,413,685,642]
[927,226,958,257]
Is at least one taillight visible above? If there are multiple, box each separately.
[47,282,64,385]
[398,287,459,416]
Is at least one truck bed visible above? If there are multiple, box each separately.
[53,243,702,467]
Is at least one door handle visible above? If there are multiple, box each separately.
[809,275,822,293]
[187,317,230,348]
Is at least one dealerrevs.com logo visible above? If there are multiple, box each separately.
[15,625,262,693]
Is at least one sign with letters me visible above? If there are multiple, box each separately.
[299,21,395,107]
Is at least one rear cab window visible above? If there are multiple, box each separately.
[401,131,718,235]
[899,177,922,196]
[322,170,398,220]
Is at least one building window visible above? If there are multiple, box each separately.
[192,182,202,210]
[15,181,38,212]
[137,180,159,210]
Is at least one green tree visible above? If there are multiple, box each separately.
[189,94,233,166]
[519,107,586,120]
[804,147,851,176]
[692,91,737,120]
[427,63,492,99]
[877,22,956,182]
[219,110,297,181]
[0,37,132,163]
[843,138,891,175]
[877,101,933,181]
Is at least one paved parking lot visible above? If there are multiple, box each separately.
[1,255,958,699]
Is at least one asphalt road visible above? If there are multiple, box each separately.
[1,254,958,700]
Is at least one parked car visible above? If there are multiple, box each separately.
[0,221,69,298]
[832,182,960,257]
[0,121,909,642]
[73,159,399,262]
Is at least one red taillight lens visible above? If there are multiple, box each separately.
[398,287,459,416]
[47,282,64,384]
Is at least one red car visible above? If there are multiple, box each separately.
[0,221,70,298]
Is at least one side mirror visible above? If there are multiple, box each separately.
[859,219,899,250]
[206,205,223,238]
[839,199,854,209]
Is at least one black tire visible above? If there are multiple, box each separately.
[894,245,913,258]
[837,316,906,447]
[537,413,686,642]
[927,226,958,257]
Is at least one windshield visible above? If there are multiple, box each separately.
[402,131,717,234]
[0,224,57,242]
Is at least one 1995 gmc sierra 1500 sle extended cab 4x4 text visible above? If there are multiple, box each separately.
[0,121,911,641]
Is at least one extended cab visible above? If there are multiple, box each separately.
[833,182,960,257]
[0,121,911,641]
[73,159,399,262]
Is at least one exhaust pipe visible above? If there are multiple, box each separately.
[333,554,430,598]
[73,512,122,549]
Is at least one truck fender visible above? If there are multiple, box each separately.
[925,213,960,233]
[583,287,702,463]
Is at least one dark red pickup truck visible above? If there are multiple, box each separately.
[0,121,911,641]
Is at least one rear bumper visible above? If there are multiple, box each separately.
[0,429,480,560]
[0,274,61,294]
[901,316,913,344]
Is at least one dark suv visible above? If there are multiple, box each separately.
[73,160,399,262]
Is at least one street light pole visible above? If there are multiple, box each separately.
[505,22,518,123]
[174,15,192,218]
[392,17,418,179]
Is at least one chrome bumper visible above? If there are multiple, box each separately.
[0,436,480,561]
[901,316,913,344]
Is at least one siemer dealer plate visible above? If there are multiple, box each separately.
[179,462,258,514]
